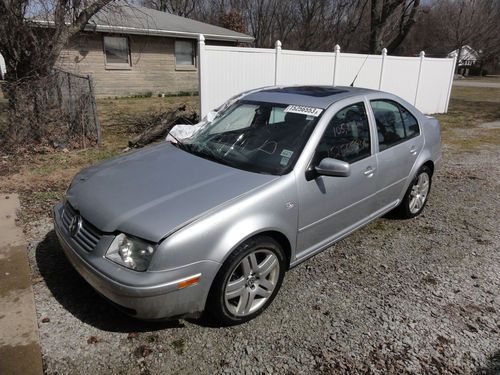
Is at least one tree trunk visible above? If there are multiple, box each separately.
[369,0,382,53]
[128,105,198,148]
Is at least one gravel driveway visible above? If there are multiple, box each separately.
[26,145,499,375]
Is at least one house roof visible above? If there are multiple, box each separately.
[34,4,254,43]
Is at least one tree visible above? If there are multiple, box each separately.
[220,10,245,34]
[368,0,421,53]
[0,0,115,82]
[141,0,196,17]
[435,0,500,72]
[0,0,116,149]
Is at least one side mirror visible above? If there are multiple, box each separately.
[315,158,351,177]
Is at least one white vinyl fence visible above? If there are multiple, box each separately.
[0,53,6,80]
[197,35,457,117]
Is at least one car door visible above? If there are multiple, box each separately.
[369,99,424,210]
[295,100,379,260]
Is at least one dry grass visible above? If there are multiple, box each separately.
[0,94,198,223]
[435,86,500,152]
[94,95,198,149]
[462,75,500,82]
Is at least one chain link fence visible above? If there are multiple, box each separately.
[0,69,100,151]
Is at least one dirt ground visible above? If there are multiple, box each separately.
[4,86,500,374]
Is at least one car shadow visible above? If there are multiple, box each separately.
[36,230,190,332]
[475,350,500,375]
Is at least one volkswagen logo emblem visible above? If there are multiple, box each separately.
[69,215,82,237]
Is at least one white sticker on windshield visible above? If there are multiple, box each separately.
[280,149,294,158]
[284,105,323,117]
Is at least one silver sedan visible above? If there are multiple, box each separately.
[53,86,442,325]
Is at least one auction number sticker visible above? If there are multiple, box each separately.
[284,105,323,117]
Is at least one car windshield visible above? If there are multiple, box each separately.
[182,100,322,175]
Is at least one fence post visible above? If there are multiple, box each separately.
[444,52,457,113]
[413,51,425,106]
[378,48,387,90]
[332,44,340,86]
[197,34,207,117]
[87,75,101,145]
[67,72,73,129]
[274,40,282,85]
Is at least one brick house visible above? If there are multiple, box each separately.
[48,4,253,97]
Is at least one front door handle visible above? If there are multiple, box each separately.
[410,145,418,155]
[363,166,376,177]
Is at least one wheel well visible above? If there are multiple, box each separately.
[258,231,292,269]
[422,160,435,176]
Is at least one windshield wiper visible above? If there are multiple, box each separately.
[190,144,241,169]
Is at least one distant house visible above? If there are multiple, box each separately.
[0,53,6,80]
[448,45,480,75]
[35,4,253,97]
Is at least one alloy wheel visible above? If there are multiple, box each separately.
[224,249,280,317]
[409,172,430,214]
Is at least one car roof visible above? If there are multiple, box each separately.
[243,85,378,109]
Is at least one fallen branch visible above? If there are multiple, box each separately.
[128,104,198,148]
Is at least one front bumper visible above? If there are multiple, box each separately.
[53,203,220,319]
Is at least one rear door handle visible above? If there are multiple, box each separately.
[363,166,376,177]
[410,145,418,155]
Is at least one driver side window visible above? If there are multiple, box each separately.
[315,102,371,164]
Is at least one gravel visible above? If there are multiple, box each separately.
[26,145,499,375]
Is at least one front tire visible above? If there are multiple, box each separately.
[396,165,432,219]
[206,235,286,325]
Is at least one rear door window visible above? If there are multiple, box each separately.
[370,99,420,151]
[400,105,420,139]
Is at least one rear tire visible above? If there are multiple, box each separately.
[396,166,432,219]
[206,235,286,326]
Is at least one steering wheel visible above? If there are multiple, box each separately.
[223,144,252,162]
[240,127,273,152]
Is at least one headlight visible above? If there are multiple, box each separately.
[105,233,156,271]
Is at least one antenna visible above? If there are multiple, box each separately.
[350,54,370,87]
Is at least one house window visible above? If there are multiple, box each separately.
[175,40,196,68]
[103,36,130,68]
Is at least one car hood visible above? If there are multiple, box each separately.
[66,143,278,242]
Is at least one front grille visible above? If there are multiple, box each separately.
[61,202,102,252]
